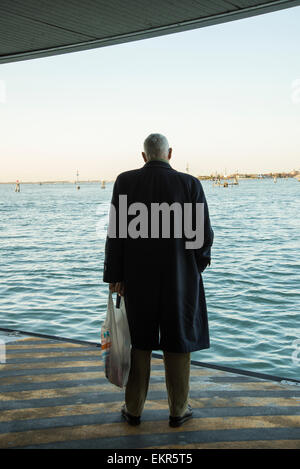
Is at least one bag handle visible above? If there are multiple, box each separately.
[116,294,121,308]
[108,291,122,308]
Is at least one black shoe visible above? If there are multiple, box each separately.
[121,405,141,426]
[169,405,193,428]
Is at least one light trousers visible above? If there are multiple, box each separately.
[125,348,190,418]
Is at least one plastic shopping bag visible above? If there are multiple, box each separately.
[101,292,131,388]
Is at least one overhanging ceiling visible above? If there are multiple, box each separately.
[0,0,300,64]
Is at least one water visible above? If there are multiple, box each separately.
[0,178,299,380]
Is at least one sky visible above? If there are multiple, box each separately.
[0,6,300,182]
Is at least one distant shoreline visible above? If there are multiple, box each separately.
[0,180,114,185]
[1,169,299,185]
[1,174,299,184]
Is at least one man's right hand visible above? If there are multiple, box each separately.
[109,282,125,296]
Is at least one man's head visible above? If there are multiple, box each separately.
[142,133,172,162]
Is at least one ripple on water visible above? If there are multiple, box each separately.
[0,180,299,380]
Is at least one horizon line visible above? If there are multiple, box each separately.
[1,169,300,185]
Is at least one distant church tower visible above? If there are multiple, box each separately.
[186,163,189,174]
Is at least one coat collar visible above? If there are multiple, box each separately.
[144,159,171,168]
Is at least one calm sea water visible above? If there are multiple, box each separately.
[0,178,299,380]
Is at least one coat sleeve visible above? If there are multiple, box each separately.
[103,176,125,283]
[192,179,214,273]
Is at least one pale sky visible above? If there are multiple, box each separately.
[0,6,300,182]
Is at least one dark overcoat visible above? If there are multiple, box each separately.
[103,160,214,353]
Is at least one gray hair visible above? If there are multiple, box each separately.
[143,133,169,160]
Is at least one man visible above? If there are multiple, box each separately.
[103,133,213,427]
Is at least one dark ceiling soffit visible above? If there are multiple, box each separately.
[0,0,300,64]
